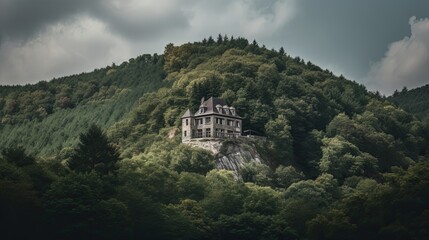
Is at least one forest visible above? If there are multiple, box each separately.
[0,35,428,239]
[389,84,429,121]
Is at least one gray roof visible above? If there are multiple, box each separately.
[181,109,193,118]
[194,97,242,118]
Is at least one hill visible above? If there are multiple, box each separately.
[389,84,429,120]
[0,54,167,156]
[0,36,428,239]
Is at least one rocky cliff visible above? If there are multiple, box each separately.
[185,137,267,175]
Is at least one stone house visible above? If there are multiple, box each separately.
[181,97,242,142]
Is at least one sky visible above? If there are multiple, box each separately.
[1,0,428,95]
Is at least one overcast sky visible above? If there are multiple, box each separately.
[1,0,428,95]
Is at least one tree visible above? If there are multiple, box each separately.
[279,47,285,55]
[274,165,305,189]
[170,145,215,174]
[68,125,119,175]
[2,146,35,167]
[43,172,131,239]
[265,115,294,164]
[319,136,378,180]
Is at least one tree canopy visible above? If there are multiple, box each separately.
[0,36,428,239]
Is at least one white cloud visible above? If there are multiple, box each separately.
[186,0,296,40]
[367,16,429,95]
[0,16,131,85]
[0,0,297,85]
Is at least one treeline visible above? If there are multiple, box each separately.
[389,84,429,120]
[0,54,164,124]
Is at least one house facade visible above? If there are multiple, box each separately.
[181,97,242,142]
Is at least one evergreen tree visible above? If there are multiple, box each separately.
[2,146,35,167]
[68,125,119,175]
[279,46,285,55]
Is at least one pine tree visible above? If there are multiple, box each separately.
[68,125,119,175]
[2,146,35,167]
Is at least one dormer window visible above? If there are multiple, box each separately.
[230,106,235,115]
[223,105,229,115]
[216,104,222,113]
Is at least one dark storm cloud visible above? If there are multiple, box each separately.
[0,0,101,42]
[90,0,190,41]
[0,0,190,44]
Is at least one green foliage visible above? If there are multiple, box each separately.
[119,160,179,204]
[240,162,274,186]
[2,146,35,167]
[177,172,208,201]
[170,145,215,174]
[0,53,166,156]
[243,184,282,215]
[274,165,305,188]
[68,125,119,175]
[264,115,294,164]
[203,170,249,218]
[389,83,429,119]
[43,172,131,239]
[1,36,429,239]
[320,136,378,180]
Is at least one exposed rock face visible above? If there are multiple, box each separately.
[185,138,266,174]
[185,140,223,155]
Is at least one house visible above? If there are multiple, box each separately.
[181,97,242,142]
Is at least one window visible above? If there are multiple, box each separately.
[184,130,187,137]
[196,118,203,125]
[185,119,188,126]
[227,119,233,126]
[216,118,224,125]
[205,117,211,124]
[206,128,211,137]
[236,121,240,127]
[197,129,203,138]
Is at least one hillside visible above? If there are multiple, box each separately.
[389,84,429,120]
[1,36,429,239]
[0,54,167,156]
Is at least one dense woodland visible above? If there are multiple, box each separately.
[389,84,429,121]
[1,36,428,239]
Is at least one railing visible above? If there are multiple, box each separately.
[192,132,241,138]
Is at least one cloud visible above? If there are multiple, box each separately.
[0,0,297,85]
[186,0,296,40]
[367,16,429,95]
[0,16,131,85]
[90,0,192,41]
[0,0,101,42]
